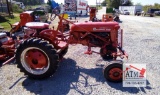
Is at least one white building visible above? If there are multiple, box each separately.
[119,5,143,15]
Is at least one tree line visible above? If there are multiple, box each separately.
[0,0,45,5]
[101,0,133,9]
[143,3,160,12]
[101,0,160,12]
[13,0,45,5]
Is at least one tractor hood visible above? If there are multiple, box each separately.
[71,22,120,32]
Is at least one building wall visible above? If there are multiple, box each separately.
[0,4,8,13]
[119,5,143,15]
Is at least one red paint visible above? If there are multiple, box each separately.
[77,8,87,10]
[79,0,86,6]
[71,22,119,32]
[25,49,48,69]
[109,68,122,80]
[26,22,49,29]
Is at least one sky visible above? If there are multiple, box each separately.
[44,0,160,5]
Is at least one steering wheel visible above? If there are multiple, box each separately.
[50,7,60,21]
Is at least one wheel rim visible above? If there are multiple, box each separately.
[109,68,122,80]
[21,47,50,75]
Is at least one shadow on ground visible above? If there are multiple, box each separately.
[20,58,104,95]
[118,20,123,23]
[10,58,152,95]
[0,15,9,23]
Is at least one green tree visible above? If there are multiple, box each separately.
[142,3,160,12]
[121,0,133,6]
[14,0,44,5]
[101,0,107,6]
[106,0,133,9]
[135,3,142,6]
[154,3,160,9]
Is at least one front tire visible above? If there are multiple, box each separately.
[16,38,59,79]
[103,61,123,82]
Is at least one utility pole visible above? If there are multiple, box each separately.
[0,0,3,13]
[6,0,11,17]
[99,0,101,7]
[96,0,97,9]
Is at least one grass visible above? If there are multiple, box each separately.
[0,13,20,31]
[155,16,160,18]
[98,6,102,10]
[89,5,102,10]
[25,4,48,10]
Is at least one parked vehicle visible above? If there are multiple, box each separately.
[11,1,25,9]
[145,8,160,17]
[135,9,141,16]
[119,5,142,15]
[33,7,49,22]
[61,0,89,16]
[154,11,160,16]
[0,10,49,62]
[123,10,130,15]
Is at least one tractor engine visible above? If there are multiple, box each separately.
[87,32,110,46]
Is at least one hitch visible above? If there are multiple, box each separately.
[118,46,128,59]
[2,56,15,66]
[84,47,92,55]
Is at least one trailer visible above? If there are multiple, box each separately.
[62,0,89,16]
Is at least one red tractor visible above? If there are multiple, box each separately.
[0,10,49,63]
[1,8,128,82]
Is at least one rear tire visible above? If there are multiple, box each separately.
[16,38,59,79]
[59,46,68,59]
[103,61,123,82]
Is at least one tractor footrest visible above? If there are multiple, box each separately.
[84,51,92,55]
[12,22,19,26]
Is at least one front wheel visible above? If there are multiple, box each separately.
[16,38,59,79]
[103,61,123,82]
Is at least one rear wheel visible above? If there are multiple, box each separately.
[16,38,59,79]
[59,46,68,59]
[103,61,123,82]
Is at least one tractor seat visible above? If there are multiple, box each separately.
[0,33,7,39]
[12,22,19,26]
[25,22,49,29]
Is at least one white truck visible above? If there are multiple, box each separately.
[119,5,142,15]
[11,0,25,9]
[62,0,89,16]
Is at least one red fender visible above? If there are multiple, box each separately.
[39,29,58,40]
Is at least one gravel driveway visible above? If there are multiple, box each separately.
[0,8,160,95]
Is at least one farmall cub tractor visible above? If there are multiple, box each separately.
[15,9,128,82]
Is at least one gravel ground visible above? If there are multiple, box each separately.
[0,7,160,95]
